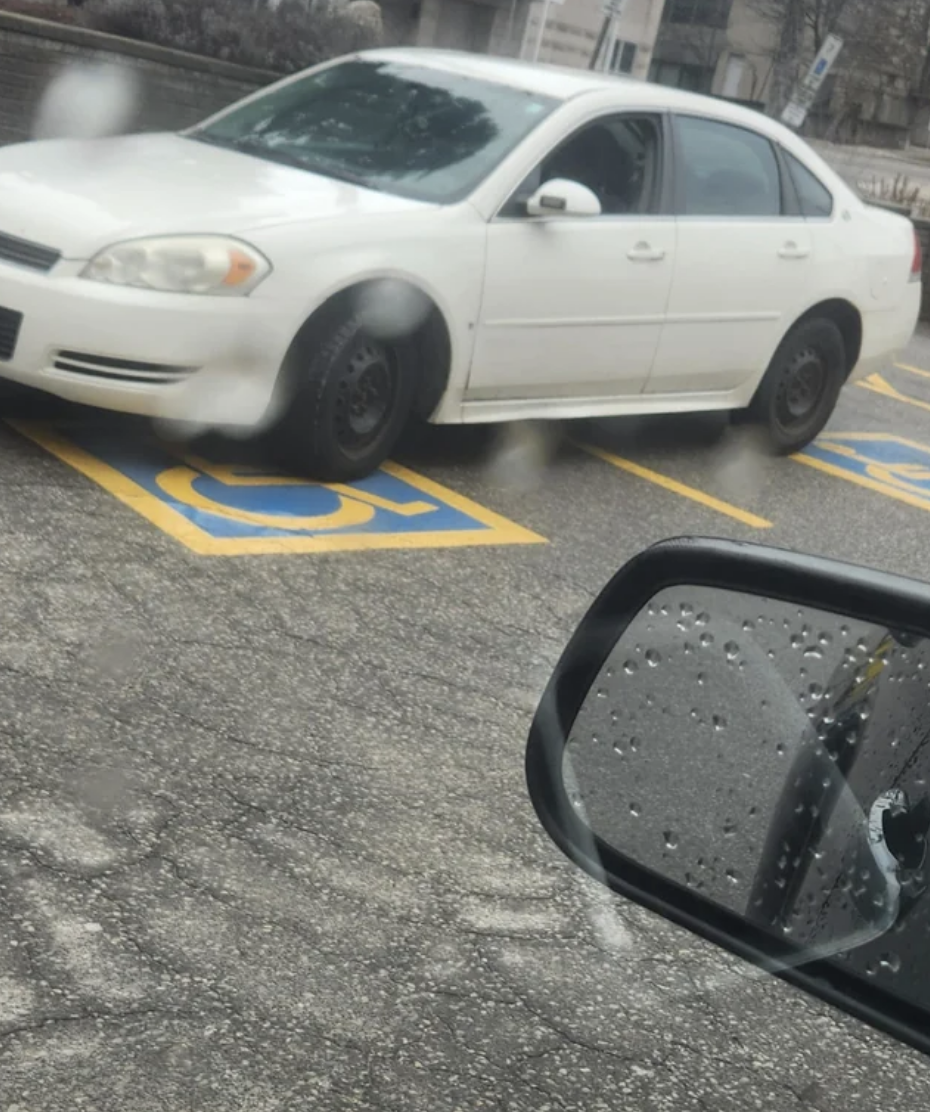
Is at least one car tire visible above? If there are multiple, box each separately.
[270,314,415,482]
[748,318,846,455]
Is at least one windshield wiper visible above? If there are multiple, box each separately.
[186,132,374,189]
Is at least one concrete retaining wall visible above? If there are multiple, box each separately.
[0,10,274,146]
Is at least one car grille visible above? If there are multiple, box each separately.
[0,306,23,361]
[0,231,61,272]
[52,350,197,384]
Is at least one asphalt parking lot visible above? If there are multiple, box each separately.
[5,332,930,1111]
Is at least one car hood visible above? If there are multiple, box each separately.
[0,132,431,259]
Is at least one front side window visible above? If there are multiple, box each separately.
[504,115,663,217]
[189,60,559,205]
[785,151,834,218]
[676,115,782,217]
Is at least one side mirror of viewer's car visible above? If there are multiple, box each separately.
[526,538,930,1056]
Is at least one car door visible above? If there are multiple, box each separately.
[466,113,676,404]
[646,113,814,395]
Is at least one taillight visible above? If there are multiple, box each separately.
[912,227,923,282]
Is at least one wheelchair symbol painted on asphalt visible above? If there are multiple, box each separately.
[9,421,545,555]
[797,432,930,514]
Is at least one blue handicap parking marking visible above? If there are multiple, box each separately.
[797,431,930,513]
[9,420,545,555]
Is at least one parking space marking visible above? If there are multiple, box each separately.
[583,444,773,529]
[859,372,930,414]
[895,362,930,381]
[796,431,930,514]
[9,420,546,556]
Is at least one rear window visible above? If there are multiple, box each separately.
[785,151,834,218]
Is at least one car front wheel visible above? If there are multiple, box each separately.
[748,318,846,454]
[270,315,415,482]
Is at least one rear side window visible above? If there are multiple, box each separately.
[675,115,781,217]
[785,151,834,218]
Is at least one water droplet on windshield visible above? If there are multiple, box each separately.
[645,649,661,668]
[624,660,638,675]
[724,641,740,661]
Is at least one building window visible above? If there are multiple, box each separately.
[610,39,637,74]
[664,0,733,29]
[649,60,715,94]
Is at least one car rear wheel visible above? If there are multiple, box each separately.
[270,315,415,482]
[748,318,846,454]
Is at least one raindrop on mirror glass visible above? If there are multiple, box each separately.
[700,633,714,648]
[571,793,582,810]
[767,649,776,660]
[804,647,824,660]
[696,672,706,686]
[819,632,833,647]
[645,649,661,668]
[629,802,641,818]
[790,634,804,649]
[680,603,694,618]
[776,743,787,757]
[808,683,824,702]
[663,830,679,850]
[713,715,727,732]
[860,705,872,722]
[724,641,740,661]
[596,688,607,699]
[726,870,740,886]
[610,710,620,725]
[723,819,737,836]
[630,736,641,753]
[879,952,902,975]
[624,660,638,675]
[742,619,756,633]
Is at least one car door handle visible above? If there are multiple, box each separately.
[778,242,811,259]
[627,243,666,262]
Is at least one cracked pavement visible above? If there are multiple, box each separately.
[5,335,930,1109]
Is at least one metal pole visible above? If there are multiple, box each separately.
[531,0,553,63]
[602,15,616,72]
[505,0,519,55]
[588,14,610,70]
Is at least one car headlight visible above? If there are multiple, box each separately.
[81,236,271,296]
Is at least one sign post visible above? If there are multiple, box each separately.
[781,33,844,130]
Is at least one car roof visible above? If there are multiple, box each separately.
[362,47,792,140]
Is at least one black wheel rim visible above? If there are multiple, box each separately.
[333,339,397,455]
[774,346,827,433]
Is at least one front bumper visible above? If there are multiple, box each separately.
[0,259,292,425]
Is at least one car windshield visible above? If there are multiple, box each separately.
[187,59,559,204]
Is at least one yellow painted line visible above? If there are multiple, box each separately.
[793,451,930,515]
[8,420,546,555]
[859,372,930,414]
[895,362,930,381]
[583,443,772,529]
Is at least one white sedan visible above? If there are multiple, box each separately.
[0,49,920,479]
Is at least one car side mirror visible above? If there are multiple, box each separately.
[526,537,930,1056]
[525,178,602,218]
